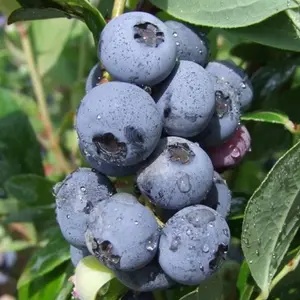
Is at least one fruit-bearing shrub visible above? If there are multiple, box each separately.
[54,11,252,297]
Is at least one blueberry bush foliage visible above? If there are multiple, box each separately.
[0,0,300,300]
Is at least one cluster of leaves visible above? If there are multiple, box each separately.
[0,0,300,300]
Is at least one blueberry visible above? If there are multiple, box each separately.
[121,291,154,300]
[98,12,177,86]
[76,82,163,171]
[206,60,253,111]
[85,193,160,271]
[154,61,215,137]
[137,137,214,210]
[193,77,241,148]
[0,251,17,272]
[202,172,231,218]
[207,125,251,171]
[114,259,175,292]
[70,245,90,267]
[54,168,115,248]
[165,20,209,66]
[85,63,102,93]
[158,205,230,285]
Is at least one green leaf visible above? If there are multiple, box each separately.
[237,261,254,300]
[0,111,44,176]
[18,263,71,300]
[227,12,300,52]
[242,111,297,134]
[4,174,54,205]
[8,7,66,23]
[18,230,70,289]
[0,87,41,132]
[287,8,300,31]
[0,0,20,15]
[241,140,300,294]
[74,256,116,300]
[9,0,106,45]
[149,0,299,28]
[30,18,76,75]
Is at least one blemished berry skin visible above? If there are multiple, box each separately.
[121,291,154,300]
[76,82,163,170]
[85,63,102,93]
[154,61,215,137]
[85,193,160,271]
[114,259,175,292]
[70,246,90,267]
[137,137,214,210]
[193,77,241,148]
[206,60,253,111]
[158,205,230,286]
[98,12,177,86]
[54,168,115,248]
[201,172,232,218]
[165,20,209,66]
[207,125,251,171]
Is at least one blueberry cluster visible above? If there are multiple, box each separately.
[54,11,252,292]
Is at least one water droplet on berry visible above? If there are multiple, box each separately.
[223,229,229,237]
[231,147,241,158]
[202,244,209,253]
[173,32,178,37]
[215,90,231,118]
[170,236,181,251]
[80,186,86,192]
[177,173,191,193]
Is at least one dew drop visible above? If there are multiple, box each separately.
[134,220,139,225]
[80,186,86,193]
[255,250,260,256]
[240,81,247,89]
[66,214,70,219]
[199,263,204,271]
[215,90,231,118]
[110,255,120,264]
[170,236,181,252]
[223,229,229,237]
[97,114,101,120]
[202,244,209,253]
[173,32,178,37]
[186,229,192,236]
[175,41,180,46]
[177,173,191,193]
[249,260,253,264]
[231,147,241,158]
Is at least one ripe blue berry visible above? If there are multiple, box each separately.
[85,193,160,271]
[70,245,90,267]
[114,259,175,292]
[193,77,241,148]
[154,60,215,137]
[85,63,102,93]
[54,168,115,248]
[137,137,214,210]
[206,60,253,111]
[98,12,177,86]
[202,172,232,218]
[158,205,230,285]
[165,20,209,66]
[76,82,163,173]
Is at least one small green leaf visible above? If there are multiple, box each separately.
[9,0,106,45]
[0,111,44,176]
[0,0,20,15]
[242,140,300,294]
[74,256,115,300]
[149,0,299,28]
[227,12,300,52]
[287,8,300,31]
[242,111,297,134]
[8,7,66,23]
[4,174,54,205]
[18,231,70,289]
[18,263,71,300]
[237,261,254,300]
[30,18,76,75]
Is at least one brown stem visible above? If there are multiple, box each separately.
[17,23,71,175]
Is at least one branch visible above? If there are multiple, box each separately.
[112,0,126,18]
[17,23,72,175]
